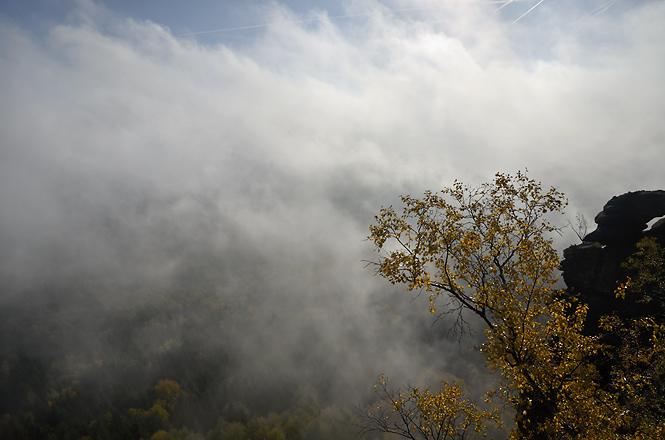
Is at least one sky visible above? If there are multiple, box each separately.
[0,0,664,414]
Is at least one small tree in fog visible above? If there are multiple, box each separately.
[568,212,589,241]
[360,374,500,440]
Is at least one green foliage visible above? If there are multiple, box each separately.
[207,420,248,440]
[152,427,205,440]
[619,236,665,313]
[600,237,665,436]
[0,261,281,440]
[128,402,171,438]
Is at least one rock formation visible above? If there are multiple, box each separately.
[560,190,665,330]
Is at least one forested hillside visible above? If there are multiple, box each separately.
[0,256,495,440]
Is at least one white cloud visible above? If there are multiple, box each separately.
[0,0,663,277]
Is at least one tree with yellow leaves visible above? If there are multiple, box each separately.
[366,172,628,439]
[361,374,501,440]
[600,237,665,438]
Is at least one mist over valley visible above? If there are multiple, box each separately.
[1,1,664,438]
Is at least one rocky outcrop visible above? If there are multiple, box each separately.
[584,190,665,245]
[560,190,665,330]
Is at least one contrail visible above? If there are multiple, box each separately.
[567,0,620,33]
[495,0,515,12]
[591,0,620,16]
[178,2,516,37]
[495,0,540,12]
[178,13,366,36]
[511,0,546,24]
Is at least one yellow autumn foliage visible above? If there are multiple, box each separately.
[367,172,642,439]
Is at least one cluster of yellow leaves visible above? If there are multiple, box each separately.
[369,171,563,328]
[128,402,170,425]
[367,172,635,439]
[154,379,181,405]
[365,374,500,440]
[596,316,665,439]
[498,299,623,439]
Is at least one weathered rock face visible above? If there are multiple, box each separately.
[560,190,665,330]
[584,190,665,245]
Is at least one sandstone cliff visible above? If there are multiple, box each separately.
[560,190,665,330]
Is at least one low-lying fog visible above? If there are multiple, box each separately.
[1,0,664,435]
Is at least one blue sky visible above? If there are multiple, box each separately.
[2,0,651,48]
